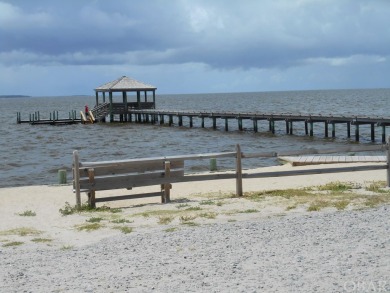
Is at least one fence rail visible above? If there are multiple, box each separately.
[73,138,390,207]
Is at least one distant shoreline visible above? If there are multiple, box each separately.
[0,95,31,98]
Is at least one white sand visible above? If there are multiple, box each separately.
[0,163,389,292]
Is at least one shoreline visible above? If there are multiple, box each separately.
[0,162,388,246]
[1,162,389,292]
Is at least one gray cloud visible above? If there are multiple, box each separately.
[1,0,389,71]
[0,0,389,95]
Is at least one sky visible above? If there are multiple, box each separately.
[0,0,389,96]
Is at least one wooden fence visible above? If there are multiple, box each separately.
[73,138,390,207]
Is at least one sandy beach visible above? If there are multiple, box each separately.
[1,162,389,292]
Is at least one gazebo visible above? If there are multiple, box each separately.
[93,76,157,122]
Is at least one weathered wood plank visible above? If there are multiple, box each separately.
[95,192,163,203]
[79,169,185,191]
[244,164,386,179]
[279,155,386,166]
[79,160,184,177]
[81,152,236,168]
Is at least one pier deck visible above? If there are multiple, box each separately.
[127,109,390,143]
[17,110,93,125]
[279,155,386,166]
[17,107,390,143]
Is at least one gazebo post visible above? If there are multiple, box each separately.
[137,91,141,109]
[123,91,128,122]
[103,92,106,103]
[153,90,156,109]
[95,92,99,106]
[109,92,113,122]
[144,91,147,103]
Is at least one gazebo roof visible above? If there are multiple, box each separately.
[95,76,157,92]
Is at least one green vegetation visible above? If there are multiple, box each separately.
[244,181,390,213]
[286,205,297,211]
[110,218,132,224]
[181,221,199,226]
[239,209,259,214]
[0,227,42,237]
[86,217,103,223]
[179,215,197,223]
[164,227,177,232]
[59,202,121,216]
[18,210,36,217]
[364,195,390,208]
[317,181,357,192]
[176,203,190,209]
[366,181,389,193]
[185,206,202,211]
[199,212,217,219]
[333,200,350,210]
[134,209,181,218]
[158,215,175,225]
[31,238,53,243]
[113,226,133,234]
[247,189,313,200]
[199,200,215,205]
[60,245,73,250]
[307,200,330,212]
[3,241,24,247]
[76,223,103,232]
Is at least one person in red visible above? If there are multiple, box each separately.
[85,104,89,117]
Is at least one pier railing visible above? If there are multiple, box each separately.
[72,139,389,207]
[128,109,390,143]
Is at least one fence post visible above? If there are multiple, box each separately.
[387,137,390,187]
[163,161,171,203]
[236,144,243,197]
[73,150,81,208]
[88,168,96,208]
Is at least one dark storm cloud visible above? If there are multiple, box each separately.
[1,0,389,70]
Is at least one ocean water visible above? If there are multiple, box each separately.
[1,88,389,188]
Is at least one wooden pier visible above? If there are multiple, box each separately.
[279,155,386,166]
[17,106,390,143]
[15,76,390,143]
[16,110,94,125]
[124,109,390,143]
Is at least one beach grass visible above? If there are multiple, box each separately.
[179,214,197,223]
[164,227,178,232]
[0,227,42,237]
[86,217,104,223]
[113,226,133,234]
[176,203,190,209]
[185,206,202,211]
[76,223,104,232]
[158,215,175,225]
[199,212,217,219]
[239,209,259,214]
[365,181,390,193]
[110,218,133,224]
[60,245,73,250]
[244,181,390,213]
[59,202,121,216]
[18,210,36,217]
[31,238,53,243]
[181,221,199,226]
[3,241,24,247]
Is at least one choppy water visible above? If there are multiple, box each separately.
[1,88,389,188]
